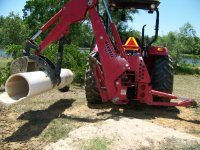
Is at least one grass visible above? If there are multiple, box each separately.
[0,57,12,68]
[175,64,200,75]
[40,118,72,142]
[190,107,200,116]
[183,54,200,59]
[173,75,200,102]
[159,137,200,150]
[140,137,200,150]
[82,137,111,150]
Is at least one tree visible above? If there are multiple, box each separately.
[154,31,181,66]
[44,44,88,84]
[193,37,200,55]
[22,0,137,47]
[23,0,93,47]
[110,9,137,32]
[119,29,141,44]
[0,13,31,85]
[23,0,69,29]
[0,13,30,46]
[154,22,199,68]
[0,13,31,58]
[179,22,196,54]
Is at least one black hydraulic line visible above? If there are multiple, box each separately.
[55,36,65,85]
[102,0,113,22]
[104,12,109,33]
[23,40,39,56]
[90,37,95,51]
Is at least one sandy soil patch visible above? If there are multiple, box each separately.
[45,117,200,150]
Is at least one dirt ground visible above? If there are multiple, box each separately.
[0,75,200,149]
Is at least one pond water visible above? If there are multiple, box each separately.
[0,49,11,58]
[181,57,200,66]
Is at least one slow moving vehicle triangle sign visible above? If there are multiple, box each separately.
[124,37,139,51]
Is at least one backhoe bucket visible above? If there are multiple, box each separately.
[10,56,39,74]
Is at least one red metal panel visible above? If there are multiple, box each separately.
[89,8,129,101]
[41,10,62,31]
[126,55,153,103]
[127,55,151,83]
[148,46,168,56]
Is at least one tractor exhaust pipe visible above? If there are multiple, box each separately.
[0,69,74,104]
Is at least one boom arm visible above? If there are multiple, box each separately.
[31,0,93,53]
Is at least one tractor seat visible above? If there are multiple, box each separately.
[107,0,160,10]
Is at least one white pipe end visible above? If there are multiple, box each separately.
[0,92,26,105]
[6,75,29,100]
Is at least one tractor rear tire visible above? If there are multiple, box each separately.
[151,55,174,102]
[85,53,102,105]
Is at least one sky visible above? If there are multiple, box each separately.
[130,0,200,36]
[0,0,199,36]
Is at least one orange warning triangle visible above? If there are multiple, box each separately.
[125,37,139,47]
[124,37,139,51]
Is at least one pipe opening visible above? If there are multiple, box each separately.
[6,76,29,100]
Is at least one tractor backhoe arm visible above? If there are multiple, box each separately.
[26,0,129,101]
[30,0,97,54]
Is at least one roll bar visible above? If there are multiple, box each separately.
[147,8,159,47]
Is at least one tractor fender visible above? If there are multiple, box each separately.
[148,46,168,56]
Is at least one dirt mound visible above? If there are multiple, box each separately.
[44,117,200,150]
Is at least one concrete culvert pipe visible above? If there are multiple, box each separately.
[0,69,74,104]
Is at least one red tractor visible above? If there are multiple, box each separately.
[12,0,195,107]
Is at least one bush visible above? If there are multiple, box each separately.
[6,44,24,59]
[0,63,10,86]
[175,63,200,75]
[44,44,88,84]
[0,44,23,86]
[0,43,88,86]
